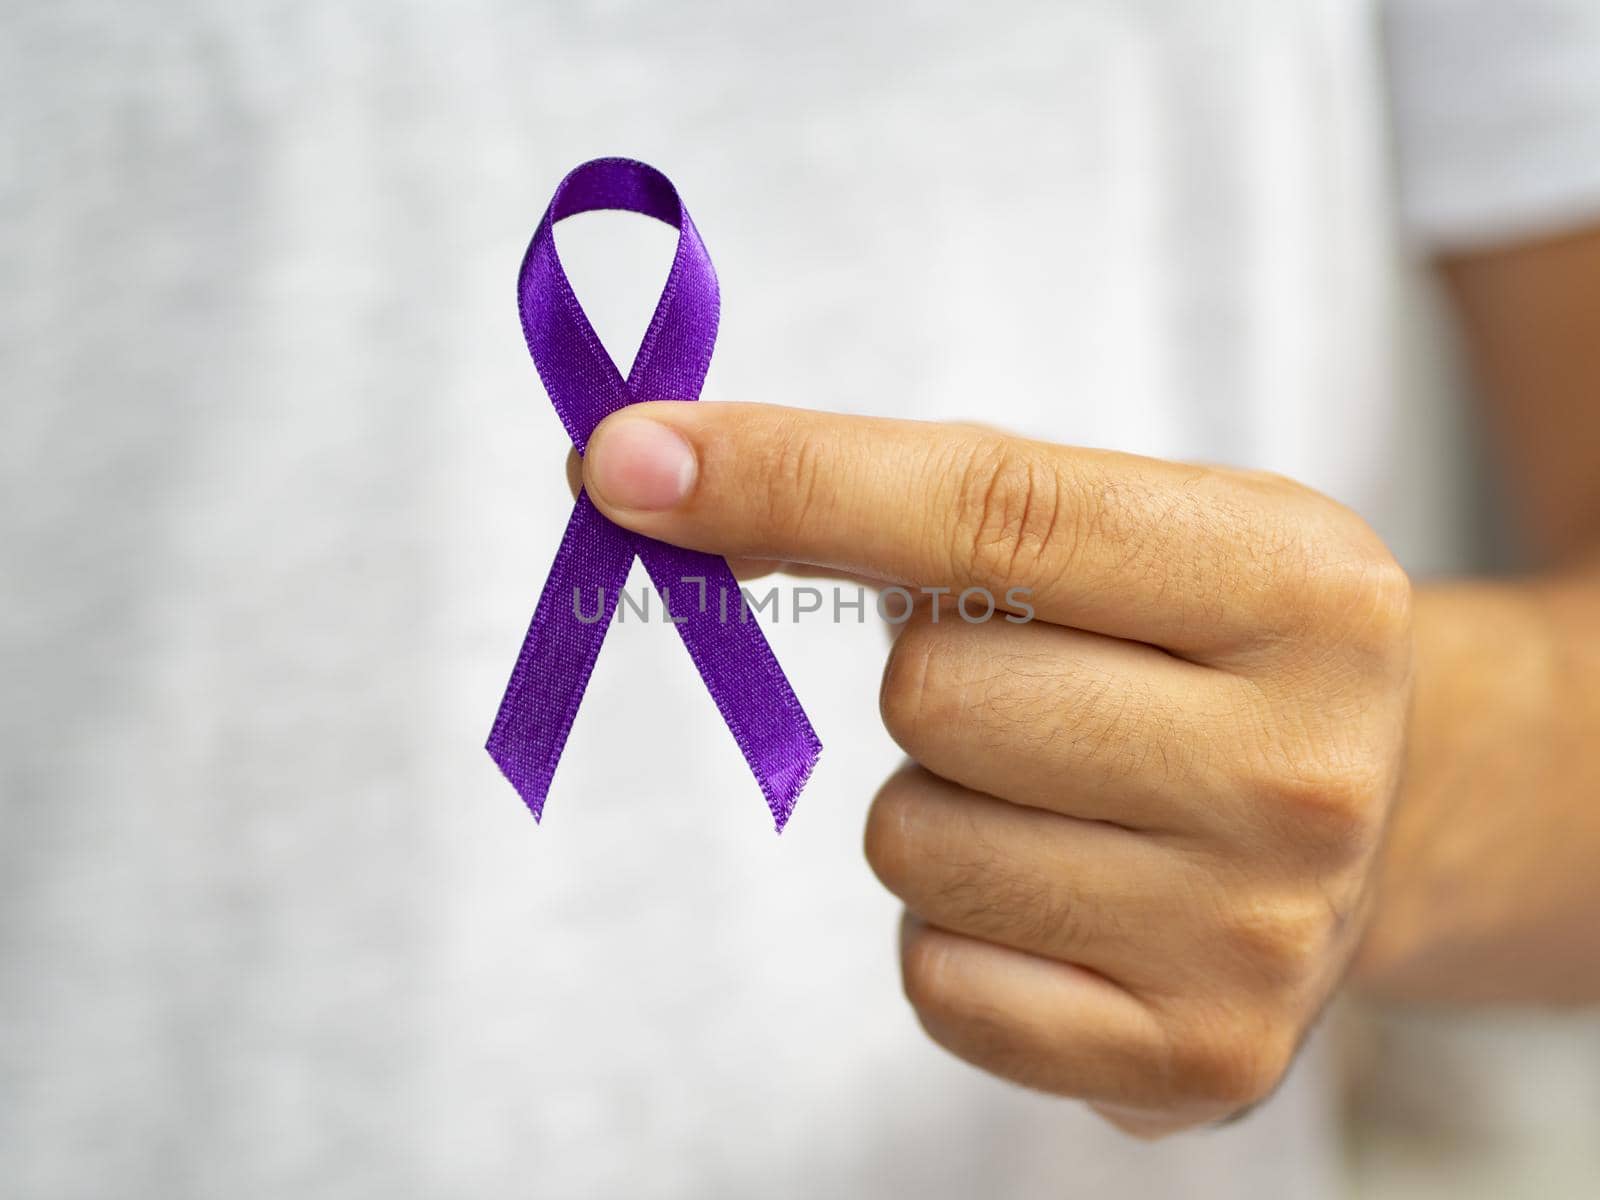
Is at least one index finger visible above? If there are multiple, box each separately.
[581,402,1339,657]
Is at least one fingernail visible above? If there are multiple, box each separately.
[586,415,697,511]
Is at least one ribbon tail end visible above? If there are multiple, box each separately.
[486,741,551,824]
[763,738,821,835]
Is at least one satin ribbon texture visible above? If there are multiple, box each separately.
[487,157,822,831]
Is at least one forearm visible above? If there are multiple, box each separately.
[1354,564,1600,1003]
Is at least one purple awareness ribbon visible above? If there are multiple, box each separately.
[487,158,822,831]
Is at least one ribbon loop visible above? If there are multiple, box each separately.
[488,158,821,831]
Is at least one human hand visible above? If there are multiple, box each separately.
[580,402,1413,1136]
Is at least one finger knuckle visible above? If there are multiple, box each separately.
[879,619,945,756]
[900,933,1046,1085]
[1176,1022,1293,1110]
[1339,555,1414,659]
[900,924,957,1015]
[1257,751,1388,863]
[1297,538,1414,663]
[862,778,916,893]
[951,438,1070,588]
[1221,893,1340,987]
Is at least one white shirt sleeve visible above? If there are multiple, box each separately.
[1384,0,1600,251]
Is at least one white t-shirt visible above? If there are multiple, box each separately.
[4,2,1598,1198]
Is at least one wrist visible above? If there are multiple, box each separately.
[1350,583,1557,1001]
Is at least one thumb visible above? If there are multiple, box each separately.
[580,401,999,586]
[567,440,867,584]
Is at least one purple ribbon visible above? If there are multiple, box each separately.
[487,158,822,831]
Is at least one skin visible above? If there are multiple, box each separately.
[1355,227,1600,1003]
[566,224,1600,1136]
